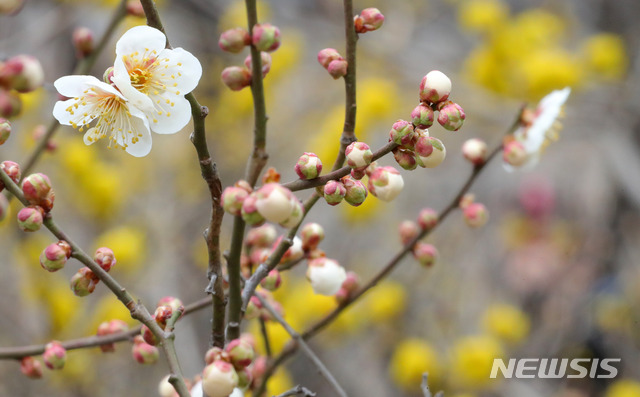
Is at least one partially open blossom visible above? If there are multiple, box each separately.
[70,267,99,297]
[327,59,348,79]
[295,152,322,180]
[354,8,385,33]
[0,118,10,144]
[72,27,94,58]
[463,202,489,228]
[437,101,465,131]
[97,319,128,353]
[21,173,51,205]
[0,0,24,15]
[202,360,239,397]
[260,269,282,291]
[43,341,66,370]
[393,147,418,171]
[503,140,527,167]
[419,70,451,104]
[244,52,272,78]
[0,89,21,118]
[307,257,347,296]
[411,103,435,129]
[462,138,487,165]
[154,306,173,330]
[417,208,438,230]
[246,224,277,248]
[219,27,251,53]
[241,193,265,227]
[20,357,42,379]
[345,141,373,169]
[40,242,69,272]
[17,206,43,232]
[111,26,202,138]
[222,66,252,91]
[413,243,438,267]
[416,137,446,168]
[252,23,281,52]
[0,55,44,93]
[389,120,415,146]
[0,160,21,191]
[226,338,255,369]
[399,220,420,245]
[342,176,368,206]
[367,166,404,202]
[276,236,304,265]
[255,183,296,224]
[300,222,324,251]
[94,247,116,272]
[132,335,159,364]
[222,186,250,216]
[317,48,342,69]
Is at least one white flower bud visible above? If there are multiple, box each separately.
[306,258,347,296]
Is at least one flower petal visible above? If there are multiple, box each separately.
[124,124,153,157]
[161,47,203,94]
[115,25,166,57]
[54,75,109,98]
[112,56,155,113]
[148,94,191,134]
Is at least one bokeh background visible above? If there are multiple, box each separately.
[1,0,640,396]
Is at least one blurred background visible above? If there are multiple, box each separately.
[1,0,640,396]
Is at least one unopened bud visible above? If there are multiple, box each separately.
[252,23,281,52]
[204,347,226,365]
[70,267,99,297]
[262,167,281,184]
[0,117,10,145]
[437,101,465,131]
[222,186,250,216]
[417,208,438,230]
[72,27,94,58]
[327,59,348,79]
[295,152,322,180]
[459,193,475,210]
[0,160,20,192]
[0,89,22,118]
[260,269,281,291]
[276,235,304,265]
[246,224,277,248]
[226,338,255,369]
[503,140,528,167]
[392,147,418,171]
[154,305,174,330]
[255,183,296,224]
[236,367,253,390]
[411,103,435,129]
[345,141,373,169]
[157,296,184,313]
[279,197,303,228]
[462,138,487,165]
[356,8,385,32]
[221,66,252,91]
[219,27,251,53]
[413,243,438,267]
[43,341,66,370]
[342,176,368,206]
[300,222,324,251]
[398,220,420,245]
[132,335,159,364]
[20,357,42,379]
[350,166,367,180]
[416,137,446,168]
[419,70,451,104]
[40,243,68,272]
[103,66,115,84]
[307,258,347,296]
[202,360,239,397]
[367,166,404,202]
[317,48,341,69]
[241,193,265,227]
[389,119,415,146]
[96,319,128,353]
[17,206,43,232]
[244,52,272,78]
[463,202,488,228]
[0,55,44,93]
[21,173,51,205]
[323,180,346,206]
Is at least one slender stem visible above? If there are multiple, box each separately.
[259,317,272,358]
[274,385,317,397]
[226,215,246,341]
[256,295,348,397]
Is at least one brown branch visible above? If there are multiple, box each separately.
[274,385,317,397]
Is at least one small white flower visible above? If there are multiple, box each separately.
[52,75,152,157]
[112,25,202,135]
[504,87,571,171]
[307,258,347,296]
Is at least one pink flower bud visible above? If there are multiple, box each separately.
[503,140,528,167]
[244,296,261,320]
[132,335,159,364]
[72,27,94,58]
[0,117,10,145]
[279,196,304,228]
[32,124,57,152]
[70,267,99,297]
[463,202,488,228]
[0,160,21,191]
[226,338,255,369]
[251,356,267,382]
[459,193,475,210]
[103,66,115,84]
[419,70,451,104]
[389,120,415,146]
[398,220,420,245]
[260,269,281,291]
[43,341,66,370]
[20,356,42,379]
[255,183,296,224]
[413,243,438,267]
[40,243,68,272]
[367,166,404,202]
[307,258,347,296]
[235,179,252,194]
[323,180,346,206]
[327,58,348,79]
[17,206,43,232]
[237,366,253,389]
[411,103,435,129]
[0,89,22,118]
[157,296,184,313]
[244,51,272,78]
[416,137,446,168]
[241,193,265,227]
[300,222,324,251]
[154,305,174,330]
[358,8,385,32]
[141,324,160,345]
[219,27,251,53]
[39,189,55,213]
[392,147,417,171]
[0,55,44,93]
[350,166,367,180]
[342,175,368,206]
[97,319,128,353]
[0,0,24,15]
[0,194,7,221]
[462,138,487,165]
[204,347,226,365]
[125,0,145,17]
[246,224,277,248]
[342,271,359,293]
[345,141,373,169]
[202,360,239,397]
[221,66,252,91]
[21,173,51,205]
[94,247,116,272]
[252,23,281,52]
[317,48,341,69]
[437,101,465,131]
[275,235,304,265]
[222,186,250,216]
[295,152,322,180]
[417,208,439,230]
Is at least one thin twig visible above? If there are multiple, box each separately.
[421,373,444,397]
[259,317,272,358]
[273,385,317,397]
[256,294,348,397]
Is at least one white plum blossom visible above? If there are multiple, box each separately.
[307,258,347,296]
[52,75,152,157]
[504,87,571,171]
[112,25,202,135]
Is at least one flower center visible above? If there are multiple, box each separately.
[130,67,153,90]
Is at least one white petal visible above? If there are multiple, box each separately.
[148,95,191,134]
[161,47,203,94]
[124,106,153,157]
[83,127,104,146]
[115,25,166,56]
[112,56,155,113]
[54,75,101,97]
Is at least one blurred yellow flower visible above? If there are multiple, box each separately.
[87,295,137,333]
[276,281,337,329]
[605,379,640,397]
[482,303,530,345]
[95,225,146,274]
[449,335,504,390]
[361,280,407,324]
[517,49,582,100]
[249,320,290,356]
[266,367,294,396]
[458,0,508,34]
[595,296,633,334]
[389,338,442,391]
[581,33,628,80]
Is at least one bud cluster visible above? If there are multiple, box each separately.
[141,296,185,346]
[459,194,489,228]
[96,319,129,353]
[21,172,55,213]
[132,335,159,365]
[317,48,348,79]
[202,334,257,396]
[0,55,44,118]
[68,246,117,296]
